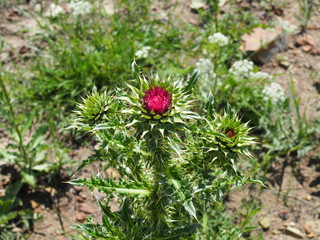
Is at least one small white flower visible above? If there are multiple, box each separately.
[195,58,214,75]
[69,0,92,16]
[135,46,151,59]
[47,3,65,18]
[249,71,272,81]
[208,32,229,47]
[262,82,286,105]
[277,18,297,34]
[194,58,217,98]
[229,60,254,79]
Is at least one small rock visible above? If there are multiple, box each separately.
[241,27,283,51]
[93,188,106,201]
[307,233,315,239]
[76,195,85,202]
[45,187,57,197]
[79,192,87,199]
[58,197,69,208]
[295,35,315,47]
[303,63,312,69]
[68,151,77,157]
[302,45,313,52]
[285,226,304,239]
[259,216,271,230]
[76,212,87,222]
[106,167,120,179]
[304,224,311,234]
[34,208,42,213]
[280,60,290,69]
[311,48,319,55]
[272,229,281,235]
[12,227,23,233]
[79,204,95,214]
[278,210,288,220]
[292,49,300,55]
[290,222,296,227]
[240,27,286,64]
[30,200,40,209]
[288,43,295,49]
[76,192,87,202]
[73,186,83,193]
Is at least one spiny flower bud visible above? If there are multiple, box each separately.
[225,128,236,138]
[143,86,172,116]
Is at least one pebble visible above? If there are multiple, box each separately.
[240,27,285,64]
[303,195,312,201]
[30,200,40,209]
[76,212,87,222]
[73,186,83,193]
[259,216,270,230]
[12,227,23,233]
[278,210,288,220]
[45,187,57,197]
[285,226,304,239]
[272,229,281,235]
[304,224,312,234]
[279,59,290,69]
[76,195,85,202]
[307,233,315,239]
[79,204,95,214]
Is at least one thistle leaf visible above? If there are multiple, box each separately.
[183,199,198,222]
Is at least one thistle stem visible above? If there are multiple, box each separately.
[147,138,170,235]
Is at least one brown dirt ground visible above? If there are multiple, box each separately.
[0,0,319,239]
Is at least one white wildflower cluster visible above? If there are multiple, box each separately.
[277,18,297,34]
[135,46,151,59]
[208,32,229,47]
[230,59,272,81]
[47,3,65,18]
[262,82,286,105]
[69,0,92,16]
[229,60,254,79]
[195,58,216,81]
[194,58,217,98]
[249,71,272,81]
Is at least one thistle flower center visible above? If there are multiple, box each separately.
[143,86,171,115]
[225,129,236,138]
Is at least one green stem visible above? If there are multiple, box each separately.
[202,210,208,237]
[0,74,30,169]
[148,138,170,235]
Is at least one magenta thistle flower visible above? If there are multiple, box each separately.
[143,86,172,115]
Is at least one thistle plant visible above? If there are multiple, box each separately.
[69,63,258,239]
